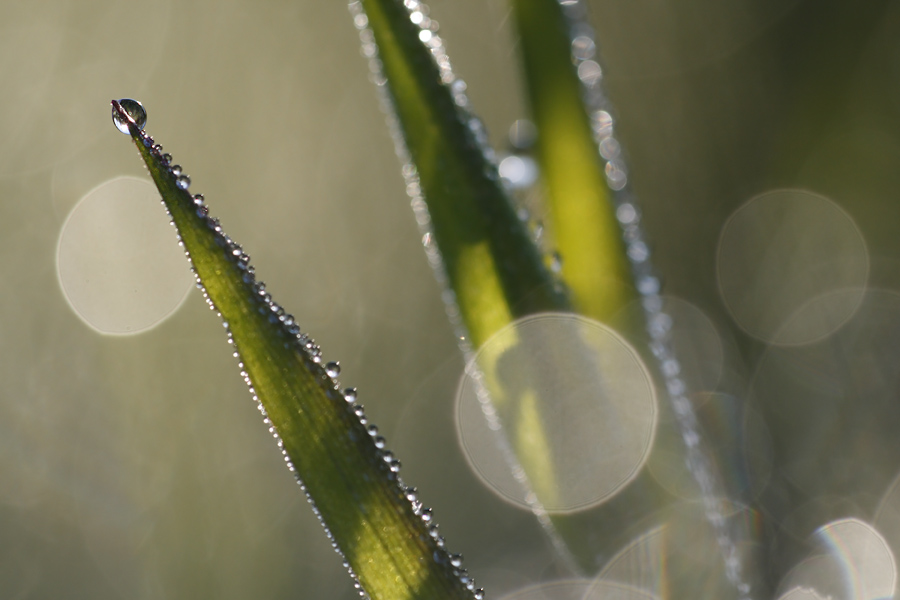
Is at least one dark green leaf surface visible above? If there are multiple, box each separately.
[112,100,475,600]
[358,0,570,351]
[355,1,603,571]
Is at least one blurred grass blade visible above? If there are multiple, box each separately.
[508,5,759,592]
[111,100,478,600]
[350,0,592,572]
[353,0,569,352]
[510,0,635,322]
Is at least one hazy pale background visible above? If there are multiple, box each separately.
[5,0,900,598]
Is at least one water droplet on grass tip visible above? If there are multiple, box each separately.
[325,361,341,378]
[112,99,147,134]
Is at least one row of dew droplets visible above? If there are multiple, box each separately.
[347,0,580,575]
[554,2,754,598]
[111,99,481,600]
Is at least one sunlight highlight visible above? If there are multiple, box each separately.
[455,313,657,513]
[56,176,193,335]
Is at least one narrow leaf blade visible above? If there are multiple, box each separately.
[510,0,636,322]
[356,0,570,351]
[111,100,476,600]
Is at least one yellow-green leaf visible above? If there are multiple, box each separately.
[111,99,477,600]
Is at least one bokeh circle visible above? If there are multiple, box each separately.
[455,313,657,513]
[716,189,868,345]
[57,176,193,335]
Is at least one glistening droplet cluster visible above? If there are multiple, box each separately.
[552,3,754,597]
[111,98,479,600]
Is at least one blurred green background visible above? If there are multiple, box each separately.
[5,0,900,598]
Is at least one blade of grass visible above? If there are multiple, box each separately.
[111,100,479,600]
[508,4,758,593]
[509,0,635,322]
[354,0,570,351]
[351,0,595,572]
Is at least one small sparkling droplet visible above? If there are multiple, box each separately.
[112,99,147,134]
[176,175,191,190]
[325,361,341,378]
[550,251,563,273]
[571,35,596,60]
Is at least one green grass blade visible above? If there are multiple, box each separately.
[354,0,570,351]
[351,1,595,572]
[509,0,635,322]
[111,100,478,600]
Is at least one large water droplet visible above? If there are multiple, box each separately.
[112,99,147,134]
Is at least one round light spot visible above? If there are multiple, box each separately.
[498,579,594,600]
[499,155,539,189]
[646,392,773,503]
[596,526,665,597]
[57,176,193,335]
[776,553,846,600]
[594,501,761,599]
[779,519,896,600]
[750,290,900,502]
[814,518,896,600]
[716,189,868,345]
[455,313,657,513]
[777,587,829,600]
[874,476,900,599]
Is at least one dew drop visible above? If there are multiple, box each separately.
[550,251,563,273]
[176,175,191,190]
[571,35,596,60]
[325,361,341,378]
[112,99,147,134]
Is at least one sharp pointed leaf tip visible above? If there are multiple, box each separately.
[110,101,480,600]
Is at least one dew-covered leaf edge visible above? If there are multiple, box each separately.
[349,0,608,574]
[111,100,480,600]
[353,0,571,353]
